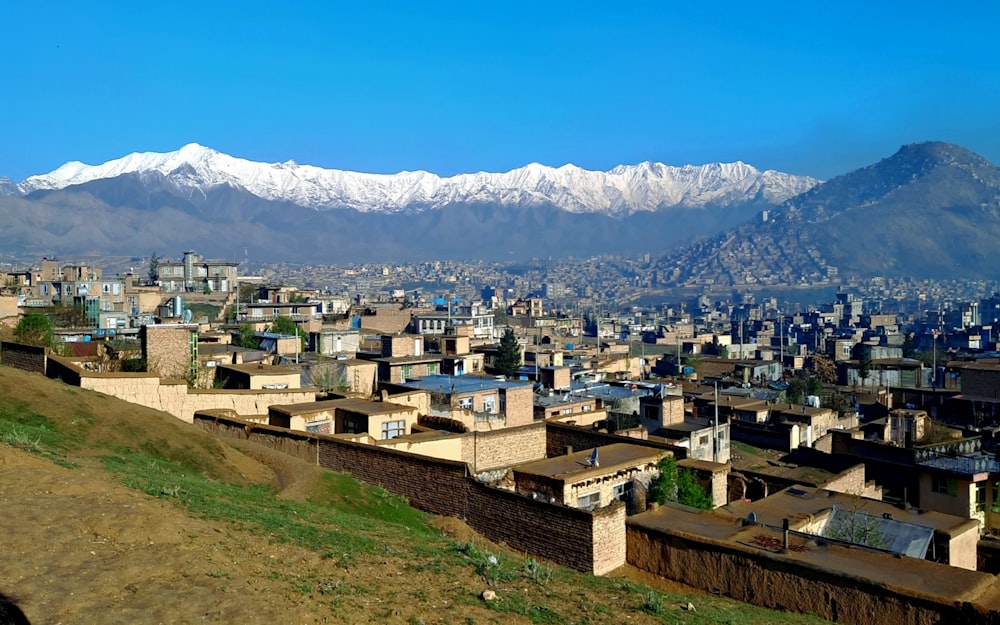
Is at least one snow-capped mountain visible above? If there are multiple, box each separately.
[13,143,820,216]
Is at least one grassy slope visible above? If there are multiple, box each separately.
[0,364,828,625]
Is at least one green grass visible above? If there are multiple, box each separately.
[99,450,426,556]
[0,370,832,625]
[731,441,759,455]
[0,398,79,467]
[306,471,432,534]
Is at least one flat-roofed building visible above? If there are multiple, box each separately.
[513,443,663,513]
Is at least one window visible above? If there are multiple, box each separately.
[612,482,633,502]
[401,365,412,381]
[427,363,438,376]
[699,435,709,446]
[459,397,473,410]
[577,492,600,510]
[932,475,957,496]
[977,483,987,513]
[381,420,405,440]
[992,482,1000,513]
[41,284,48,296]
[482,395,496,413]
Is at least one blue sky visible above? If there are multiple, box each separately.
[1,1,998,181]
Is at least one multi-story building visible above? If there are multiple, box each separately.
[411,302,495,339]
[157,251,239,293]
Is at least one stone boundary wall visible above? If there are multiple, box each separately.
[626,522,1000,625]
[194,412,626,574]
[194,411,319,464]
[1,341,47,374]
[463,421,547,473]
[546,420,688,459]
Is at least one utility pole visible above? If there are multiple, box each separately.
[713,380,720,463]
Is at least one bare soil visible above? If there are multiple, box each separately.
[0,365,824,625]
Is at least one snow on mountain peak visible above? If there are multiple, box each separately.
[16,145,821,215]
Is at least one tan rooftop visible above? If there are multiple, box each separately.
[514,443,664,481]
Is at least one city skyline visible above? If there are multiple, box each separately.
[2,1,998,182]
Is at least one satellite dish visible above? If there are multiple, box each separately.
[588,448,600,468]
[182,309,193,323]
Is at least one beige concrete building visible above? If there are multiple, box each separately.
[268,397,418,439]
[513,443,663,513]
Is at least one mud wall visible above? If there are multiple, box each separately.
[194,412,626,575]
[194,411,319,463]
[626,523,1000,625]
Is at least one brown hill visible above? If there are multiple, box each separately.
[0,365,825,625]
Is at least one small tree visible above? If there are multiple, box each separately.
[14,313,54,348]
[858,353,873,386]
[811,353,838,385]
[648,455,712,509]
[236,324,259,349]
[648,456,679,504]
[148,253,159,283]
[786,377,806,404]
[676,467,713,509]
[270,316,307,351]
[494,328,521,378]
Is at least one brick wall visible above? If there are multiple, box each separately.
[461,421,547,473]
[546,421,688,459]
[502,385,534,427]
[960,367,1000,400]
[626,522,1000,625]
[1,341,47,374]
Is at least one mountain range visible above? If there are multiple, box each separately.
[0,146,817,263]
[652,142,1000,285]
[2,141,999,282]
